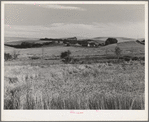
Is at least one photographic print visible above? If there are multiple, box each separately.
[1,1,148,121]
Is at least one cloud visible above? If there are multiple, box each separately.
[4,25,54,38]
[4,24,52,31]
[4,22,145,38]
[38,4,86,11]
[50,23,65,27]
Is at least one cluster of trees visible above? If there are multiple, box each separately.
[20,42,55,48]
[105,38,118,45]
[22,42,55,48]
[5,37,119,49]
[77,38,118,47]
[136,40,145,45]
[5,41,55,49]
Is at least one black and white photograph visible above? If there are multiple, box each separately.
[1,1,148,121]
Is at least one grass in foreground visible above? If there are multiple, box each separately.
[4,61,144,109]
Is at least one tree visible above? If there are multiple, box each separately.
[60,50,72,63]
[105,38,118,45]
[115,46,122,61]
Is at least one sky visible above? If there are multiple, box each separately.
[4,2,145,38]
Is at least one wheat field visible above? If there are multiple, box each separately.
[4,61,144,109]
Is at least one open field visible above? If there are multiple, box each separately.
[92,37,138,43]
[4,36,145,110]
[5,41,144,61]
[4,62,144,109]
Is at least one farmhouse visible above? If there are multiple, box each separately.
[88,41,98,47]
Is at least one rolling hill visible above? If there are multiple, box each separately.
[92,37,138,43]
[4,37,38,42]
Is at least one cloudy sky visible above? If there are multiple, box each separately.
[4,2,145,38]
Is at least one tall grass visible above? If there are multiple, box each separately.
[4,61,145,109]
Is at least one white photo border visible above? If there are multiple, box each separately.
[1,1,148,121]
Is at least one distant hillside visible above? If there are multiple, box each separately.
[137,38,145,41]
[116,37,137,42]
[92,37,137,43]
[91,37,107,42]
[4,37,38,43]
[4,37,41,46]
[92,37,108,40]
[76,36,90,40]
[100,41,144,56]
[4,36,145,49]
[5,40,40,46]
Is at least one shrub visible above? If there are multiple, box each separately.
[12,50,20,60]
[4,53,12,61]
[4,51,19,61]
[29,56,40,60]
[60,50,72,63]
[132,57,139,61]
[123,56,132,62]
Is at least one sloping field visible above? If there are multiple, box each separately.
[5,36,139,45]
[116,37,137,42]
[4,35,145,63]
[91,37,107,43]
[4,37,39,43]
[92,37,108,41]
[92,37,138,43]
[100,41,144,56]
[5,40,40,45]
[119,41,144,50]
[4,41,144,61]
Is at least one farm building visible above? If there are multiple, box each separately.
[63,37,77,44]
[88,41,98,47]
[77,40,101,47]
[77,40,89,47]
